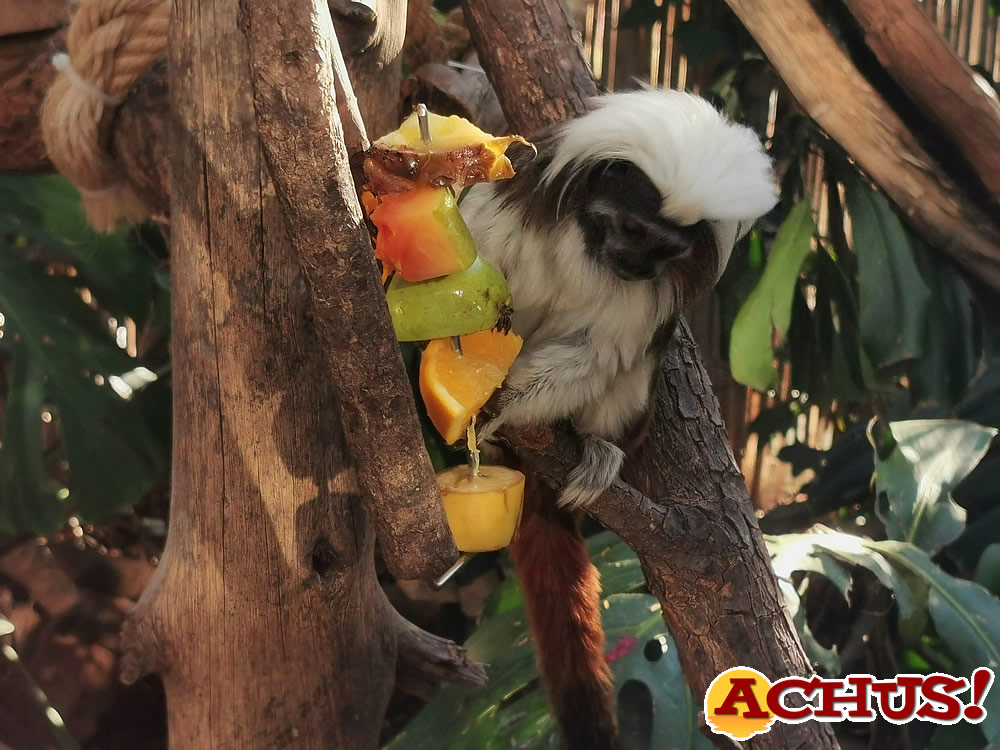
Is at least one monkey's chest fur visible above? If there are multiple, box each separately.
[460,185,679,441]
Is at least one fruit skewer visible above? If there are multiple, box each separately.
[415,103,465,359]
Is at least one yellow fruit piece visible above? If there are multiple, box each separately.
[438,465,525,552]
[420,329,523,445]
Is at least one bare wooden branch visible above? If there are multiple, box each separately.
[491,326,840,750]
[403,0,448,71]
[723,0,1000,290]
[401,61,509,135]
[394,610,487,699]
[461,0,594,134]
[0,30,62,172]
[842,0,1000,206]
[0,0,68,37]
[239,0,457,580]
[462,1,838,747]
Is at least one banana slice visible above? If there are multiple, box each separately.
[438,465,525,552]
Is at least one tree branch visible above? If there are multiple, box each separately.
[462,1,838,748]
[841,0,1000,207]
[0,29,62,172]
[722,0,1000,290]
[393,609,487,699]
[239,0,457,580]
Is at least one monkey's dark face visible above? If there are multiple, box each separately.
[577,161,708,282]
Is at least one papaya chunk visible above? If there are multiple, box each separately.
[370,186,478,282]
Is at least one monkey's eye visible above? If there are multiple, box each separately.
[619,215,646,241]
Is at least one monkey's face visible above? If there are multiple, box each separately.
[577,161,712,282]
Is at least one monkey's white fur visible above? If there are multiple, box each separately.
[461,88,778,508]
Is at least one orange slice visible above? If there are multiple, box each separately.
[419,328,523,445]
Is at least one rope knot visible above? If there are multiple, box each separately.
[41,0,168,232]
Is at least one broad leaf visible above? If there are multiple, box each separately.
[877,541,1000,744]
[0,250,168,530]
[767,531,917,619]
[874,419,996,554]
[389,536,708,750]
[0,351,65,533]
[0,175,161,326]
[974,543,1000,596]
[844,177,931,372]
[909,246,982,407]
[588,530,648,595]
[730,200,815,390]
[766,530,1000,746]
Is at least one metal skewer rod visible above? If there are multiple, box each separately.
[415,103,463,357]
[432,553,471,589]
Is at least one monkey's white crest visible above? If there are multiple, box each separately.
[544,88,778,255]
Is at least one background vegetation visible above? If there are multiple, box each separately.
[1,0,999,747]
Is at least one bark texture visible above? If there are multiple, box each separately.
[723,0,1000,290]
[841,0,1000,206]
[0,0,67,36]
[0,30,62,173]
[463,1,838,748]
[118,0,480,748]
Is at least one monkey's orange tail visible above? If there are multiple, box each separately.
[509,474,618,749]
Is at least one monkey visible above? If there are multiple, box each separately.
[457,88,778,749]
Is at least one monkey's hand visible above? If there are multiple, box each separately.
[476,333,610,442]
[475,333,623,508]
[559,434,625,509]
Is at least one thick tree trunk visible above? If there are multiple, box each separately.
[462,1,838,749]
[240,0,457,581]
[120,0,397,745]
[118,1,481,748]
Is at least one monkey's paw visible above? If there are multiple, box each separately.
[474,413,505,447]
[556,435,625,509]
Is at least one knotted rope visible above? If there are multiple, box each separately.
[41,0,168,232]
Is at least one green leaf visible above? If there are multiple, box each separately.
[874,419,996,554]
[0,250,168,529]
[766,530,1000,746]
[388,537,708,750]
[974,543,1000,596]
[0,175,159,326]
[875,541,1000,744]
[770,534,853,600]
[0,350,66,534]
[908,250,982,407]
[844,177,932,371]
[766,531,915,619]
[588,530,648,595]
[730,201,815,390]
